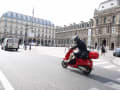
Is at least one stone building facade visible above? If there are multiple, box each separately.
[93,0,120,50]
[56,0,120,49]
[56,20,93,47]
[0,11,55,46]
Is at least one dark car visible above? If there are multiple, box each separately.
[113,48,120,57]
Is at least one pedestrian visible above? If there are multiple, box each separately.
[29,43,31,50]
[24,41,27,50]
[101,45,106,56]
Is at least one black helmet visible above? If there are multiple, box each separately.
[72,35,79,42]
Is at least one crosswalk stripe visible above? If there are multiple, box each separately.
[117,69,120,72]
[104,65,116,69]
[93,58,120,72]
[94,61,109,65]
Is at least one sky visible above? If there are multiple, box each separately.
[0,0,105,26]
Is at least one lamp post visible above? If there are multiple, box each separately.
[118,24,120,48]
[24,24,28,50]
[109,22,112,50]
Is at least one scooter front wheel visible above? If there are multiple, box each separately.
[61,61,68,68]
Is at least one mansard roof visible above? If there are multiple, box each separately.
[98,0,120,11]
[2,11,54,27]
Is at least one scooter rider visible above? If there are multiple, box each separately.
[66,35,88,64]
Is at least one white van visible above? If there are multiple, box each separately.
[1,38,19,51]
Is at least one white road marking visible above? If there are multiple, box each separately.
[0,70,14,90]
[104,81,120,90]
[94,61,108,65]
[88,88,99,90]
[104,65,116,69]
[113,58,120,66]
[116,69,120,72]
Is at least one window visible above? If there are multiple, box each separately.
[10,12,13,18]
[23,15,26,20]
[111,3,114,5]
[112,16,115,24]
[29,16,32,21]
[112,27,116,34]
[21,15,23,20]
[5,23,7,27]
[8,12,11,17]
[18,14,21,19]
[34,18,36,23]
[16,14,18,18]
[41,20,44,25]
[96,19,99,25]
[102,6,104,8]
[36,18,39,23]
[104,17,106,24]
[20,31,23,35]
[4,29,7,33]
[10,29,12,34]
[96,29,98,34]
[13,13,16,17]
[25,16,28,21]
[82,24,84,28]
[103,27,107,34]
[38,19,41,24]
[107,26,109,33]
[87,23,89,27]
[15,30,17,34]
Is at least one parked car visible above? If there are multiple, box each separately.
[1,38,19,51]
[113,48,120,57]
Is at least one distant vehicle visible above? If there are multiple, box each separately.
[113,48,120,57]
[1,38,19,51]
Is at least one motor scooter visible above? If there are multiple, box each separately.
[61,49,99,75]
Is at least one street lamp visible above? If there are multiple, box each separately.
[24,24,28,50]
[118,24,120,48]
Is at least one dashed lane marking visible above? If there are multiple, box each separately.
[0,70,14,90]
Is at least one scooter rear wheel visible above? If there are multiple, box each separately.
[61,61,68,68]
[83,66,92,75]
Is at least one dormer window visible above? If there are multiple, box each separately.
[111,3,114,5]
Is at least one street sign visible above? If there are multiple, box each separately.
[28,30,34,38]
[88,29,91,46]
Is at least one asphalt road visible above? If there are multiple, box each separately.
[0,49,120,90]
